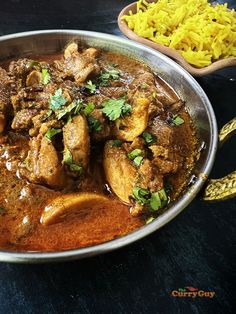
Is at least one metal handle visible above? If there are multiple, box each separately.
[202,117,236,201]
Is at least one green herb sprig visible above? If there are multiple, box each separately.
[45,128,62,141]
[102,97,132,121]
[62,148,83,173]
[132,187,168,211]
[42,68,51,85]
[49,88,67,111]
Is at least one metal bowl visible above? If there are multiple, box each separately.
[0,30,218,263]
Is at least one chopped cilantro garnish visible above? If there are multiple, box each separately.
[101,97,132,121]
[172,115,184,126]
[62,148,83,173]
[56,100,83,120]
[83,102,95,116]
[133,156,143,167]
[127,149,143,167]
[127,149,142,160]
[159,188,168,204]
[132,187,150,205]
[62,148,73,165]
[142,131,156,145]
[67,115,72,123]
[57,102,77,120]
[111,140,123,147]
[42,68,51,85]
[49,88,67,111]
[85,80,96,94]
[69,164,83,173]
[87,116,103,132]
[45,128,62,141]
[132,187,168,211]
[99,67,120,86]
[150,192,161,211]
[150,189,168,211]
[74,100,83,115]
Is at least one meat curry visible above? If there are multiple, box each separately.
[0,43,198,252]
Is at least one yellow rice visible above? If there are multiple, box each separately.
[122,0,236,67]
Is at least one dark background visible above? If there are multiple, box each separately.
[0,1,236,313]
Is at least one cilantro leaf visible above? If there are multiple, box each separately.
[87,116,103,132]
[45,128,62,141]
[74,100,83,115]
[101,97,132,121]
[62,148,73,165]
[132,187,150,205]
[99,66,120,86]
[42,68,51,85]
[56,99,83,120]
[49,88,67,111]
[83,102,95,116]
[150,192,161,211]
[57,102,77,120]
[142,131,156,145]
[62,148,83,173]
[69,164,83,173]
[150,189,168,211]
[85,80,97,94]
[132,187,168,210]
[127,149,142,160]
[172,115,184,126]
[111,140,123,147]
[133,156,143,167]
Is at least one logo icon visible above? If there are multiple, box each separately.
[171,287,215,298]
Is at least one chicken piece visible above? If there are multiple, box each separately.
[99,86,127,99]
[11,109,38,130]
[137,159,163,192]
[89,109,111,142]
[130,71,155,91]
[29,110,51,136]
[38,119,63,136]
[0,113,6,133]
[149,144,183,174]
[113,93,150,141]
[10,87,51,111]
[63,115,90,169]
[64,43,99,83]
[26,70,42,86]
[150,145,169,159]
[0,67,11,133]
[41,192,110,225]
[103,141,136,204]
[21,134,65,188]
[148,118,173,147]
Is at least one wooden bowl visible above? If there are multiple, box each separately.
[118,1,236,76]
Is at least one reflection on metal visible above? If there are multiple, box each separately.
[203,118,236,201]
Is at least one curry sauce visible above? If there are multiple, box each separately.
[0,44,198,252]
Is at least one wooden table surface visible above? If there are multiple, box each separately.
[0,1,235,313]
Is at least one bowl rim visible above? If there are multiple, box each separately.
[118,1,236,76]
[0,29,218,263]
